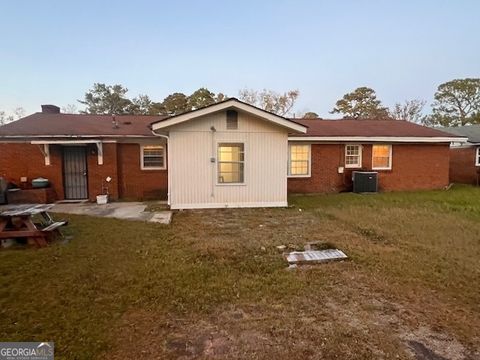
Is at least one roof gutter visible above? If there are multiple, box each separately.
[0,134,157,139]
[287,136,469,143]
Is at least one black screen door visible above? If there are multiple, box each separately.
[63,147,88,199]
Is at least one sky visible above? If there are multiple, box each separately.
[1,0,479,117]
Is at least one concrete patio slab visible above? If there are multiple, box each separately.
[51,202,172,224]
[149,212,173,224]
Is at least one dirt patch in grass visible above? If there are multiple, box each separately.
[106,269,476,360]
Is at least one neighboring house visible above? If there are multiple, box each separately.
[0,99,465,209]
[441,125,480,185]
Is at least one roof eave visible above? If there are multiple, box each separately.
[151,98,307,134]
[287,136,469,143]
[0,134,157,139]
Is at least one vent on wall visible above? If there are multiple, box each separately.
[226,110,238,130]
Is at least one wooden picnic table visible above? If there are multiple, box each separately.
[0,204,67,248]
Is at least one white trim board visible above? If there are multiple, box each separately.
[2,135,155,139]
[171,201,288,210]
[288,136,468,143]
[151,99,307,133]
[31,139,105,144]
[31,139,104,165]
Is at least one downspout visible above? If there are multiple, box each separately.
[150,129,171,206]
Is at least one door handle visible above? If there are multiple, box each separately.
[83,172,87,176]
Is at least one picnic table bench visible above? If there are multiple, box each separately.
[0,204,67,248]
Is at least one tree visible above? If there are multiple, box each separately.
[427,78,480,127]
[13,107,25,119]
[331,87,389,118]
[149,102,167,116]
[215,93,227,102]
[0,111,13,125]
[0,107,25,125]
[162,93,191,116]
[61,104,78,114]
[389,99,426,123]
[303,111,319,119]
[187,87,216,110]
[78,83,132,114]
[238,88,299,116]
[127,94,155,115]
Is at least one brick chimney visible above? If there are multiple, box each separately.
[41,105,60,114]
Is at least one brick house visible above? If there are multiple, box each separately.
[0,99,465,208]
[441,125,480,185]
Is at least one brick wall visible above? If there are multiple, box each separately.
[449,146,480,185]
[117,143,168,200]
[375,144,449,191]
[0,143,64,200]
[288,143,450,193]
[87,143,119,200]
[288,144,345,193]
[0,142,168,202]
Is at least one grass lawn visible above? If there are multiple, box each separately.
[1,185,479,359]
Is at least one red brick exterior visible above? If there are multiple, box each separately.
[0,142,168,201]
[7,188,57,204]
[0,143,64,200]
[288,143,450,193]
[117,143,168,200]
[449,146,480,185]
[0,141,452,203]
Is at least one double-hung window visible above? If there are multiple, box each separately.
[288,144,310,177]
[218,143,245,184]
[372,144,392,170]
[345,145,362,168]
[476,147,480,166]
[141,145,165,170]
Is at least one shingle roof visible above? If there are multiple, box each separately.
[0,113,167,137]
[291,118,462,138]
[0,111,464,141]
[439,125,480,143]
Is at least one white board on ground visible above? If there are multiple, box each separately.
[285,249,347,264]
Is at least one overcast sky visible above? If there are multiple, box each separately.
[1,0,479,117]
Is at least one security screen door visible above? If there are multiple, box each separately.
[63,146,88,199]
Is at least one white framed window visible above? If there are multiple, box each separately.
[217,143,245,184]
[345,144,362,168]
[476,147,480,166]
[288,144,311,177]
[141,145,166,170]
[372,144,392,170]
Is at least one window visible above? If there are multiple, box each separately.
[218,143,244,183]
[345,145,362,168]
[141,145,165,170]
[226,110,238,130]
[288,144,310,177]
[372,144,392,170]
[476,147,480,166]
